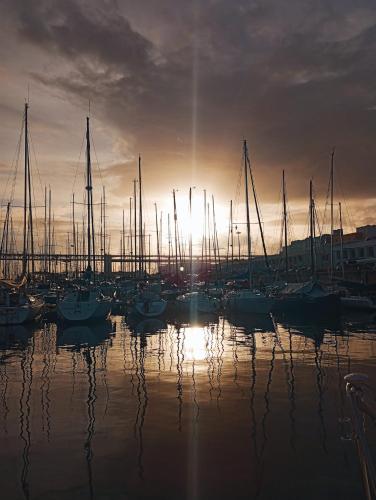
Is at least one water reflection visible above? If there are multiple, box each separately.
[0,313,375,499]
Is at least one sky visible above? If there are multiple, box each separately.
[0,0,376,255]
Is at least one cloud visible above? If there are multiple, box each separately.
[1,0,376,251]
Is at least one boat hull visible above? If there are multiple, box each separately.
[57,297,112,322]
[340,296,375,312]
[134,299,167,318]
[273,294,340,314]
[0,302,43,325]
[227,296,274,314]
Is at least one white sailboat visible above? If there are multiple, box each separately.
[0,103,44,325]
[58,288,111,322]
[58,116,111,322]
[226,140,274,314]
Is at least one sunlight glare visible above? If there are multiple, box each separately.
[183,326,207,361]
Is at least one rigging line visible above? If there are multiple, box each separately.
[27,138,42,248]
[337,175,356,232]
[1,116,24,209]
[233,152,244,223]
[28,128,44,197]
[322,163,332,234]
[71,132,85,195]
[91,138,104,189]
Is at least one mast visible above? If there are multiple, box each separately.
[138,156,143,276]
[226,200,231,272]
[129,197,133,274]
[133,180,137,275]
[282,170,288,274]
[85,116,93,276]
[155,203,160,274]
[207,202,211,275]
[203,189,207,273]
[330,148,335,280]
[27,138,35,274]
[122,209,125,274]
[189,188,193,276]
[72,193,77,276]
[173,189,179,276]
[168,213,171,274]
[309,180,315,277]
[339,202,344,279]
[160,211,163,268]
[103,186,106,258]
[48,187,51,274]
[212,195,222,280]
[243,140,252,287]
[22,103,29,277]
[100,193,103,269]
[44,186,47,274]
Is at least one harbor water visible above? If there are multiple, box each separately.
[0,312,376,499]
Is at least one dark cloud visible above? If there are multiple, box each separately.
[1,0,376,248]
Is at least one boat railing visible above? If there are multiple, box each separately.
[345,373,376,500]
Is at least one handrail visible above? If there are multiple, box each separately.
[345,373,376,500]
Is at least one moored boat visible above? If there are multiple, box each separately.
[0,281,43,325]
[225,289,274,314]
[57,288,112,322]
[272,281,340,314]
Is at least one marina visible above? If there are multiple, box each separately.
[0,100,375,499]
[1,1,376,497]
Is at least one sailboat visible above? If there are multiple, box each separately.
[273,180,340,315]
[225,140,275,314]
[0,103,43,325]
[57,116,111,322]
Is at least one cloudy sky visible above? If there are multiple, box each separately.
[1,0,376,254]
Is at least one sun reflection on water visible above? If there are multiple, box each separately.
[183,326,207,361]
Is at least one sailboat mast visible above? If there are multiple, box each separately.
[22,103,29,277]
[138,156,143,275]
[72,193,77,276]
[160,211,163,267]
[204,189,207,273]
[330,148,335,280]
[155,203,160,274]
[243,140,252,287]
[129,197,133,274]
[339,202,344,279]
[189,188,193,276]
[27,137,35,275]
[168,212,171,274]
[173,189,179,276]
[44,186,47,274]
[85,116,92,274]
[103,186,106,258]
[309,180,315,276]
[282,170,288,274]
[133,180,137,274]
[122,209,125,273]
